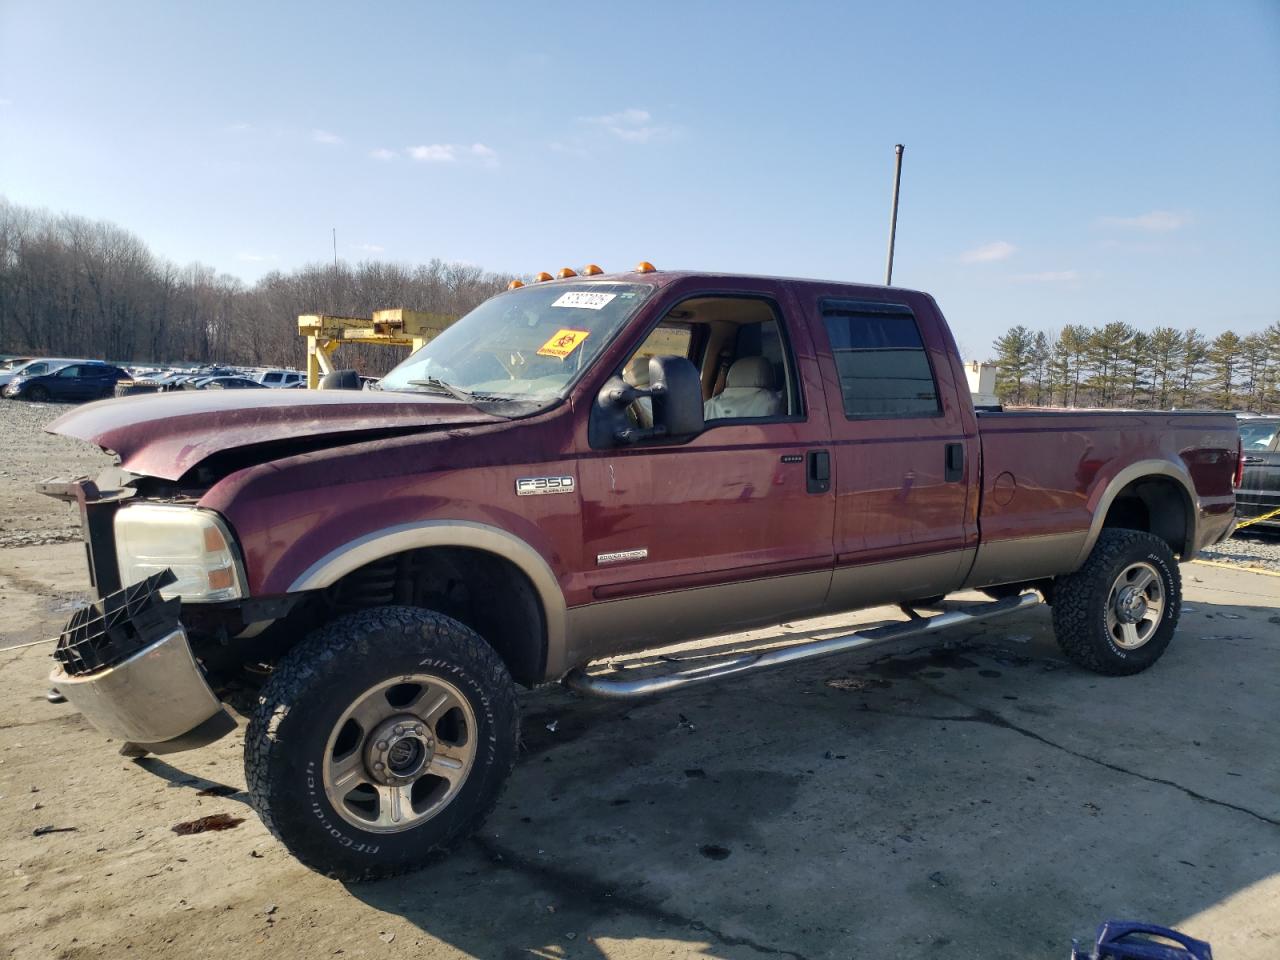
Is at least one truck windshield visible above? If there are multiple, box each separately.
[381,281,654,404]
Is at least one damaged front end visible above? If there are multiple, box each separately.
[41,473,279,756]
[50,570,237,755]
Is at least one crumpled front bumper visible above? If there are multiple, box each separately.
[50,571,236,754]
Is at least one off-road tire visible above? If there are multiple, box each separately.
[1051,529,1181,675]
[245,606,518,881]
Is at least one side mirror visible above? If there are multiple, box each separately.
[589,355,704,446]
[319,369,361,390]
[648,355,704,438]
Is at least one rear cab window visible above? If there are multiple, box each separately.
[819,299,941,419]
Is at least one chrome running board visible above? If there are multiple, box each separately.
[564,592,1042,700]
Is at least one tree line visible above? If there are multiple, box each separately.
[0,197,514,374]
[4,197,1278,410]
[990,321,1280,413]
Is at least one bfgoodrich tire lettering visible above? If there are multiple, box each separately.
[245,606,518,881]
[1051,529,1182,676]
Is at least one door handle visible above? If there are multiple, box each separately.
[944,442,964,483]
[807,450,830,494]
[1242,456,1264,465]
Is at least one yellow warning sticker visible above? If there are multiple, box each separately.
[537,328,591,360]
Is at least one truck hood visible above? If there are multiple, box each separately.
[48,389,505,481]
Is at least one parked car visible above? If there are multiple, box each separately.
[183,375,267,390]
[0,357,82,391]
[116,367,240,396]
[1236,416,1280,530]
[43,267,1238,880]
[4,361,127,402]
[257,368,305,388]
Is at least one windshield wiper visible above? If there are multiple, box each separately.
[405,377,520,405]
[406,377,480,403]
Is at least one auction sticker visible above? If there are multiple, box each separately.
[551,291,616,310]
[537,328,591,359]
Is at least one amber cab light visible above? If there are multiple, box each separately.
[581,263,604,276]
[508,279,524,289]
[534,271,554,282]
[634,260,656,273]
[557,267,577,279]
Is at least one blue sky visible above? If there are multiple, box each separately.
[1,1,1277,356]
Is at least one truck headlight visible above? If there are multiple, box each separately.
[113,504,246,602]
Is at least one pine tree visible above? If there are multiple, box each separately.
[992,325,1035,404]
[1085,323,1135,406]
[1030,331,1051,405]
[1206,331,1243,409]
[1147,326,1183,409]
[1179,329,1208,407]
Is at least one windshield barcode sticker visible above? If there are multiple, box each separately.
[537,328,591,359]
[551,291,616,310]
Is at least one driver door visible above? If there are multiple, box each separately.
[570,280,837,663]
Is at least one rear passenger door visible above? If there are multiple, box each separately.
[807,293,979,610]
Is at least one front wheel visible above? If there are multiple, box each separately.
[25,384,49,402]
[1051,529,1182,675]
[245,606,519,881]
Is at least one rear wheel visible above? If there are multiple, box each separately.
[1051,529,1181,675]
[245,606,518,881]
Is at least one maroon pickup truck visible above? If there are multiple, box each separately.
[44,266,1239,880]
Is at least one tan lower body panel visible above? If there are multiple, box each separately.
[964,531,1088,589]
[563,569,832,669]
[826,548,973,613]
[563,548,983,672]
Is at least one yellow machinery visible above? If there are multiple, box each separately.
[297,308,455,389]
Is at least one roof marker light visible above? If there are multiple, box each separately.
[557,267,577,279]
[508,279,524,289]
[634,260,657,273]
[581,263,604,276]
[534,271,554,282]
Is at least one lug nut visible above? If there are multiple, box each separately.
[375,740,387,752]
[374,762,385,771]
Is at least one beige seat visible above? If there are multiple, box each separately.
[704,357,782,420]
[622,357,654,428]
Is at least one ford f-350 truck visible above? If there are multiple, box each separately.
[43,265,1239,880]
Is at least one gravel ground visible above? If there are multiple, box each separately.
[1200,530,1280,574]
[0,398,114,547]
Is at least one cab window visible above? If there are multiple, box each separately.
[618,295,800,425]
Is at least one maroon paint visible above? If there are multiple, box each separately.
[49,272,1239,632]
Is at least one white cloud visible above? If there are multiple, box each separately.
[311,129,343,145]
[406,142,498,166]
[369,147,396,161]
[0,97,14,107]
[580,107,669,143]
[469,142,499,167]
[1011,269,1080,283]
[224,121,251,133]
[236,251,278,263]
[408,144,459,162]
[351,243,384,254]
[959,240,1016,263]
[1098,210,1189,232]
